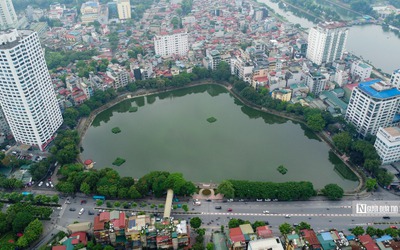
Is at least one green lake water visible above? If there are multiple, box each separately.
[81,84,358,190]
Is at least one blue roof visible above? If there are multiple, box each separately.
[376,235,392,242]
[346,235,355,240]
[321,232,333,241]
[358,79,400,99]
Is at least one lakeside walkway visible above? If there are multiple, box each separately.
[76,81,365,194]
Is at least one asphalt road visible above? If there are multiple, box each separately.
[28,186,400,249]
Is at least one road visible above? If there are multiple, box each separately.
[28,185,399,249]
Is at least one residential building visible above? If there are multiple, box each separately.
[154,31,189,57]
[80,1,100,24]
[231,55,254,83]
[345,79,400,137]
[351,61,372,81]
[0,0,17,30]
[374,126,400,164]
[204,50,221,70]
[0,107,10,134]
[117,0,131,20]
[48,3,65,20]
[305,71,328,95]
[390,68,400,88]
[106,63,131,89]
[248,238,284,250]
[306,22,348,65]
[0,30,63,150]
[358,235,380,250]
[272,89,292,102]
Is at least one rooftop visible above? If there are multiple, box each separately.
[383,127,400,137]
[358,79,400,99]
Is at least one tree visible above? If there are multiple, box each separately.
[306,113,325,132]
[366,226,376,237]
[80,182,91,195]
[297,222,311,230]
[12,211,34,233]
[217,180,235,198]
[332,132,352,153]
[279,222,293,235]
[190,217,202,229]
[207,242,214,250]
[182,204,189,212]
[196,228,206,236]
[321,184,344,200]
[228,218,241,229]
[376,228,385,237]
[384,227,398,237]
[0,212,9,235]
[352,226,365,236]
[51,195,59,204]
[365,178,377,191]
[128,185,142,199]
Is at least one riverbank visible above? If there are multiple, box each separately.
[77,80,364,193]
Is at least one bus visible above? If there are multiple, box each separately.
[93,195,106,201]
[22,192,32,196]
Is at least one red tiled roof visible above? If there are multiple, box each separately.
[301,229,320,247]
[52,246,67,250]
[70,232,87,246]
[229,227,245,242]
[100,212,110,222]
[93,216,104,231]
[113,212,126,229]
[256,226,273,238]
[359,235,379,250]
[254,76,268,82]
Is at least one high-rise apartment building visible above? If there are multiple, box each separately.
[0,0,18,30]
[0,30,63,150]
[154,32,189,57]
[116,0,131,20]
[390,68,400,89]
[306,22,348,65]
[374,126,400,165]
[345,79,400,137]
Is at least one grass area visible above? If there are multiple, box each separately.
[112,157,126,166]
[277,165,288,175]
[111,127,121,134]
[207,117,217,123]
[129,107,138,112]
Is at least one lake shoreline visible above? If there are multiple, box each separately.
[77,80,363,193]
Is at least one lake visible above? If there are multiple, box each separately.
[260,0,400,74]
[81,84,358,190]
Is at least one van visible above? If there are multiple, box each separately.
[215,206,222,209]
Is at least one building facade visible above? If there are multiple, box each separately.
[306,22,348,65]
[391,69,400,89]
[80,1,100,24]
[305,71,327,95]
[374,127,400,164]
[154,32,189,57]
[351,61,372,82]
[117,0,131,20]
[345,79,400,137]
[0,0,17,30]
[0,30,63,150]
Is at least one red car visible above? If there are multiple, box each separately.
[227,208,233,212]
[390,225,397,229]
[81,200,87,205]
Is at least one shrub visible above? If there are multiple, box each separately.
[112,157,126,166]
[158,204,164,208]
[207,117,217,123]
[111,127,121,134]
[114,201,120,207]
[96,200,104,206]
[106,201,113,208]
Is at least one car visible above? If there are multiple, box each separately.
[227,208,233,212]
[273,199,278,202]
[383,216,391,219]
[45,182,49,187]
[50,183,54,188]
[81,200,87,205]
[256,199,263,202]
[88,210,94,215]
[38,181,43,187]
[206,199,212,202]
[293,223,299,227]
[238,199,244,202]
[390,225,397,229]
[264,221,269,225]
[262,210,270,214]
[227,199,233,202]
[285,214,290,218]
[215,206,222,209]
[265,199,271,202]
[69,208,76,211]
[79,208,85,215]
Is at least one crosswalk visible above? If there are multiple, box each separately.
[202,212,354,217]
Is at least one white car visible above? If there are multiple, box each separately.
[45,182,49,187]
[263,210,270,214]
[79,208,85,215]
[38,181,43,187]
[285,214,290,218]
[256,199,263,202]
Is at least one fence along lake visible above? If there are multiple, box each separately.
[81,84,358,190]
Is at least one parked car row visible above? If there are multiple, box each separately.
[225,198,278,202]
[38,180,54,188]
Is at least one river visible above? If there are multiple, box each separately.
[259,0,400,74]
[81,84,358,190]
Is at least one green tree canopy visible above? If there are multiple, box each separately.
[190,217,202,229]
[279,222,293,235]
[217,180,235,198]
[321,183,344,200]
